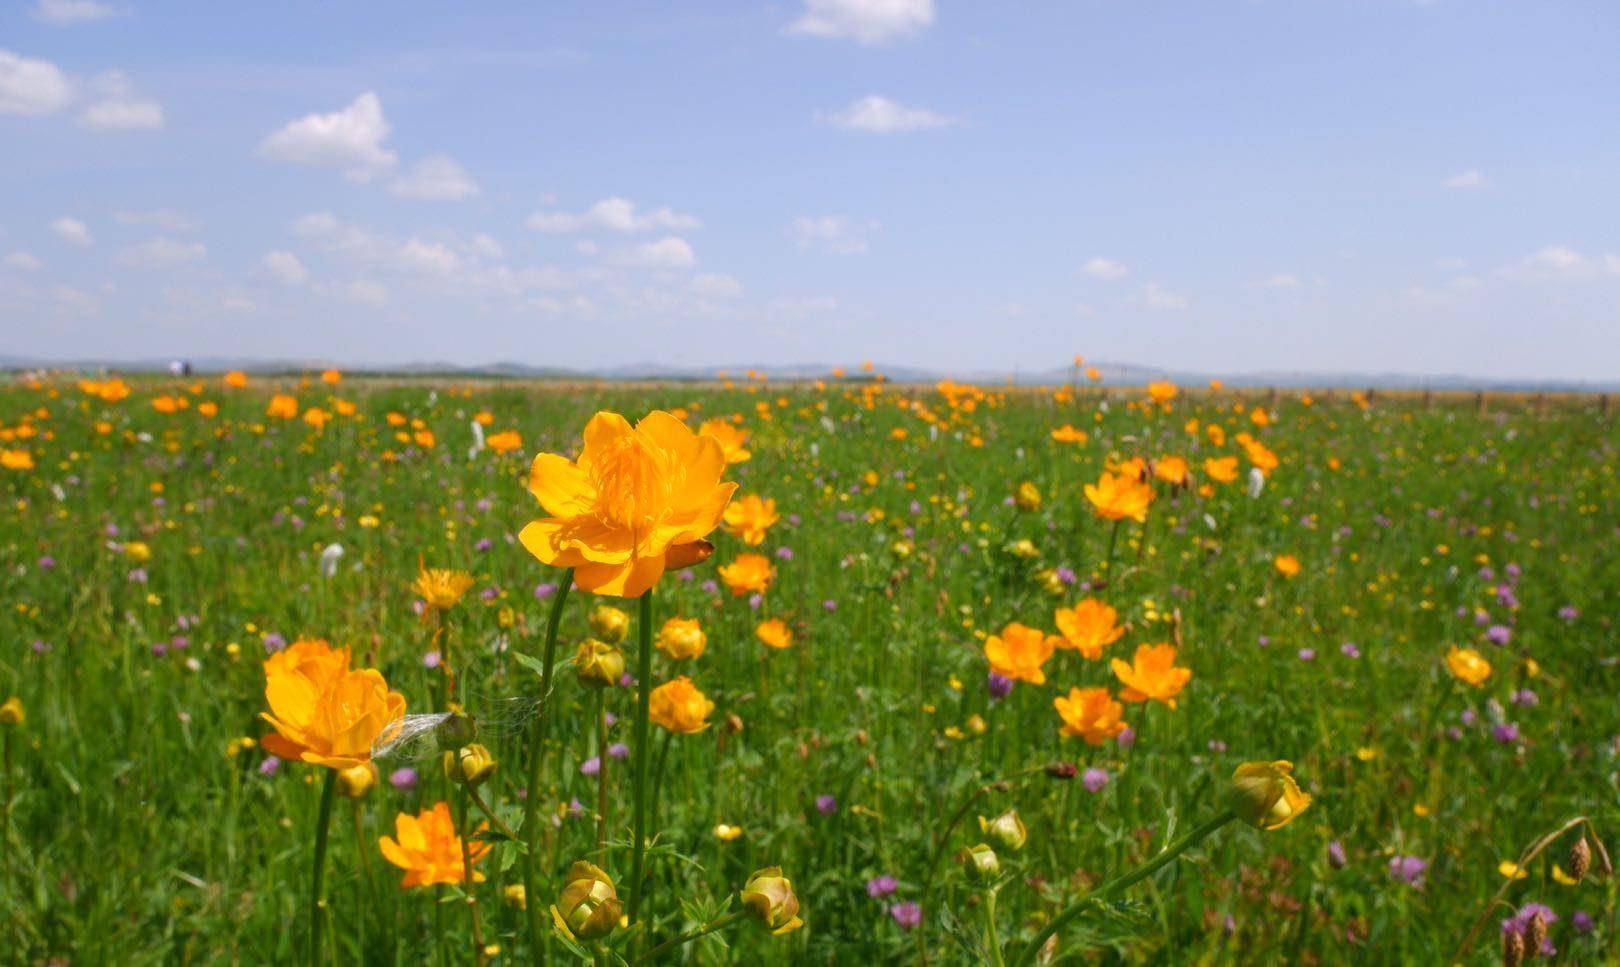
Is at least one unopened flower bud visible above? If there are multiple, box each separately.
[1045,761,1078,780]
[443,743,497,787]
[0,696,23,727]
[502,884,527,909]
[1228,760,1312,830]
[436,712,477,749]
[978,809,1027,852]
[959,843,1000,883]
[587,605,629,644]
[741,866,804,935]
[1570,837,1591,883]
[335,762,376,798]
[1014,481,1042,512]
[574,638,624,688]
[554,861,621,941]
[965,714,987,736]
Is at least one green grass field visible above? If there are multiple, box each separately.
[1,374,1615,964]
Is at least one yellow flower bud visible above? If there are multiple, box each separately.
[978,808,1027,852]
[1015,481,1042,512]
[656,617,707,661]
[553,861,621,941]
[1228,760,1311,831]
[502,884,527,909]
[741,866,804,935]
[587,605,629,644]
[335,762,377,798]
[125,541,151,563]
[443,743,497,787]
[0,696,23,727]
[574,638,625,688]
[959,843,1001,883]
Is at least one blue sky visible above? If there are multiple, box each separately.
[3,0,1618,379]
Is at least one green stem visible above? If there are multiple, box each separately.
[632,910,743,964]
[309,768,338,967]
[1011,810,1235,967]
[458,788,488,964]
[626,588,656,942]
[984,888,1006,967]
[595,690,609,853]
[522,570,575,964]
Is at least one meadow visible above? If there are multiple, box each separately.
[0,371,1615,965]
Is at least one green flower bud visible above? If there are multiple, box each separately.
[741,866,804,935]
[553,861,621,941]
[574,638,625,689]
[959,843,1001,883]
[443,743,497,787]
[978,808,1027,852]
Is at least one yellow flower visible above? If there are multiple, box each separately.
[1445,646,1492,686]
[723,494,780,545]
[267,394,299,419]
[520,411,736,597]
[1154,455,1189,486]
[587,604,630,643]
[573,639,625,688]
[719,553,775,597]
[1146,381,1178,404]
[261,651,405,770]
[656,617,707,660]
[983,622,1058,685]
[443,743,498,785]
[378,802,488,889]
[1228,760,1311,830]
[124,541,152,562]
[1,449,35,471]
[413,568,474,611]
[1204,455,1239,482]
[1084,471,1155,523]
[1274,554,1301,578]
[1014,481,1042,512]
[649,676,714,733]
[302,407,331,429]
[1053,598,1125,659]
[554,861,622,941]
[0,696,24,726]
[223,370,248,389]
[1051,424,1089,444]
[756,618,794,649]
[714,823,743,842]
[1110,643,1191,708]
[263,638,350,683]
[336,762,377,798]
[1242,438,1279,475]
[1498,860,1530,880]
[320,368,342,385]
[741,867,804,935]
[1053,687,1127,745]
[697,418,751,464]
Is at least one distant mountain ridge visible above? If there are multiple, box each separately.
[1,355,1613,393]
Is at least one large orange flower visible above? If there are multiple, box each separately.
[1084,471,1154,523]
[520,411,736,597]
[723,494,780,546]
[1053,687,1127,745]
[379,802,488,889]
[1053,599,1125,659]
[649,676,714,733]
[984,622,1059,685]
[261,652,406,770]
[1110,643,1191,708]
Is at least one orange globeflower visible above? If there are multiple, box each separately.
[656,617,707,660]
[649,676,714,733]
[718,553,775,597]
[1154,456,1189,486]
[197,401,218,418]
[267,394,298,419]
[224,370,248,389]
[1085,366,1102,381]
[1111,643,1191,708]
[413,567,474,611]
[303,407,331,429]
[520,411,736,598]
[413,429,436,449]
[723,495,780,546]
[1053,687,1128,745]
[261,653,405,770]
[486,430,523,454]
[1,449,34,471]
[698,418,751,464]
[379,802,488,889]
[264,638,350,684]
[1146,381,1178,404]
[1203,456,1239,483]
[1053,598,1125,659]
[1445,646,1492,686]
[984,622,1059,685]
[1242,438,1279,475]
[320,368,342,385]
[1051,425,1089,444]
[755,618,793,649]
[1084,471,1154,523]
[1274,554,1301,578]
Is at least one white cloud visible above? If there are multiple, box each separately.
[32,0,116,25]
[789,215,876,255]
[1141,282,1188,311]
[258,92,397,181]
[526,197,700,234]
[827,95,953,133]
[1261,273,1301,289]
[337,279,388,306]
[471,233,504,260]
[0,50,74,116]
[1078,257,1128,280]
[690,273,742,298]
[1525,245,1582,272]
[292,212,342,237]
[116,236,205,267]
[388,154,480,202]
[1444,169,1487,190]
[53,285,97,314]
[259,250,308,286]
[398,238,463,275]
[613,236,696,269]
[768,295,839,317]
[1435,256,1468,271]
[5,251,43,271]
[116,209,200,233]
[78,71,163,131]
[51,217,92,246]
[1506,244,1620,282]
[788,0,934,44]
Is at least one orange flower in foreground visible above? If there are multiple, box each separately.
[1274,554,1301,578]
[1053,598,1125,659]
[1053,687,1128,745]
[718,553,775,597]
[755,618,793,649]
[649,676,714,733]
[520,411,736,597]
[263,638,350,684]
[261,653,405,769]
[723,494,780,546]
[1204,456,1239,483]
[379,802,488,889]
[698,418,751,464]
[1084,471,1154,523]
[1111,643,1191,708]
[984,622,1059,685]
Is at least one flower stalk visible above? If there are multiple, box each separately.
[521,569,575,963]
[626,587,656,941]
[309,768,338,967]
